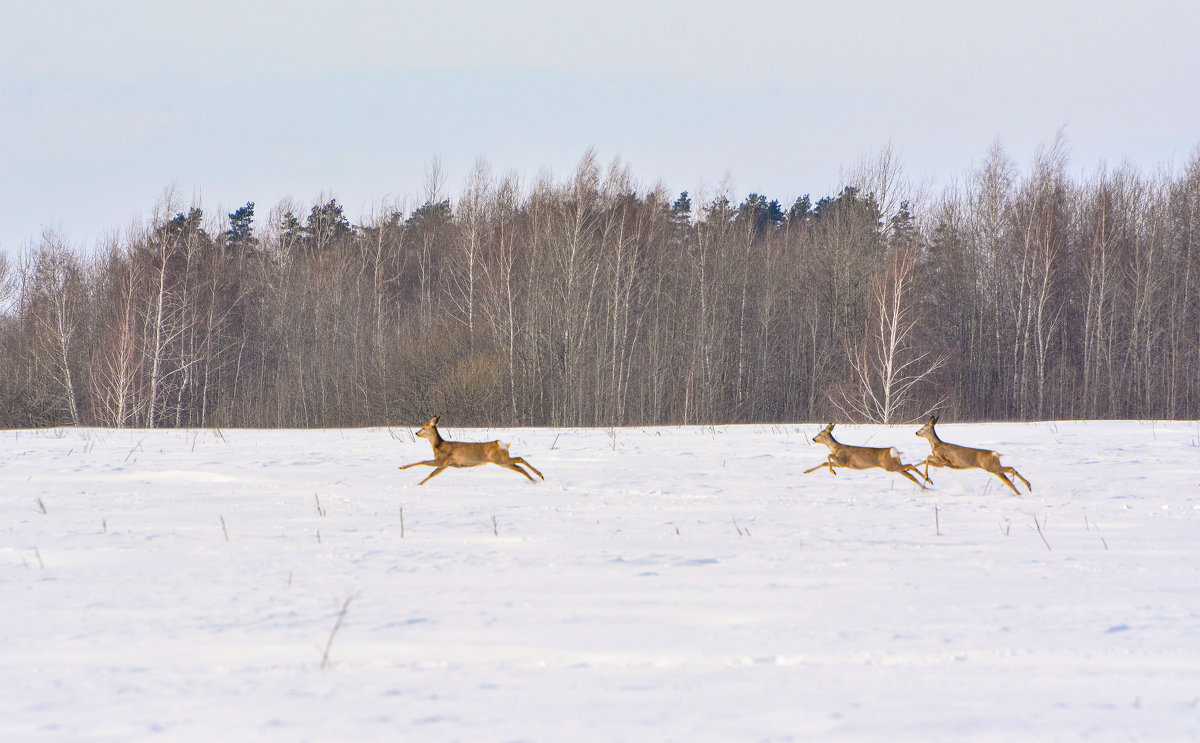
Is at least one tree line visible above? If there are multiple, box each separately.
[1,142,1198,429]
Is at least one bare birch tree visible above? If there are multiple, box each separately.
[90,242,145,427]
[835,243,946,423]
[28,233,87,425]
[450,159,489,351]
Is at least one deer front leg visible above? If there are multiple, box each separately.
[916,457,933,481]
[418,464,450,484]
[907,463,933,485]
[400,459,440,470]
[917,455,950,482]
[804,457,836,475]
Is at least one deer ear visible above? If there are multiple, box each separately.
[931,415,938,424]
[428,416,440,426]
[825,423,835,432]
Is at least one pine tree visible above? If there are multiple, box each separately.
[223,202,258,255]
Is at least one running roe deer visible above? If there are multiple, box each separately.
[914,416,1030,495]
[400,416,544,484]
[804,423,930,489]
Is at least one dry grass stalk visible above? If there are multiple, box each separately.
[320,595,356,670]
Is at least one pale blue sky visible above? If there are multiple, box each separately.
[3,0,1198,253]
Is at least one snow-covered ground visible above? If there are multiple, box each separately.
[2,421,1199,742]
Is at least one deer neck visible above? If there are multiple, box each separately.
[920,429,944,448]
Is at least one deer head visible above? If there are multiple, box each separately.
[813,423,836,447]
[416,416,440,441]
[915,416,939,441]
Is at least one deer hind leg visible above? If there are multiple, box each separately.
[992,467,1030,494]
[507,456,543,480]
[400,459,440,470]
[990,471,1022,495]
[894,466,930,490]
[905,462,934,485]
[418,464,450,484]
[985,453,1028,494]
[501,462,538,482]
[1002,467,1031,492]
[883,455,930,489]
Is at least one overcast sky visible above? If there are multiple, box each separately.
[2,0,1198,253]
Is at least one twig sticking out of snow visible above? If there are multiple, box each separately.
[320,595,356,670]
[1027,513,1051,551]
[1085,516,1109,550]
[124,438,144,463]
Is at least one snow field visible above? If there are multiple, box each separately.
[2,421,1199,741]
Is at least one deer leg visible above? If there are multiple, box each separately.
[508,457,543,480]
[906,464,933,485]
[804,458,836,475]
[904,460,933,484]
[1003,467,1031,491]
[916,458,935,482]
[897,468,929,490]
[400,459,440,470]
[418,464,450,484]
[993,472,1022,496]
[502,463,538,482]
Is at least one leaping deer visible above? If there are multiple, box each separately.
[400,416,544,485]
[804,423,931,489]
[914,416,1030,495]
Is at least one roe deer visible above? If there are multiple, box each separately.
[805,423,930,489]
[914,416,1030,495]
[400,416,544,485]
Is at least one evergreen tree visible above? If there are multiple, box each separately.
[302,199,353,253]
[223,202,258,255]
[736,193,786,239]
[787,194,812,224]
[671,191,692,224]
[279,211,303,257]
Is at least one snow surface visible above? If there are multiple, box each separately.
[2,421,1199,742]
